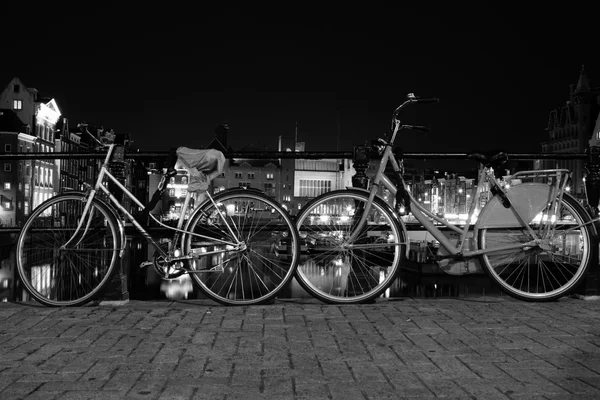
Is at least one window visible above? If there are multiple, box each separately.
[181,176,188,184]
[3,163,10,172]
[24,200,29,215]
[283,195,291,202]
[4,144,11,152]
[3,200,10,210]
[235,172,243,179]
[18,183,22,191]
[266,173,274,180]
[298,179,331,197]
[24,183,30,197]
[13,84,20,93]
[248,172,255,179]
[169,189,175,197]
[239,182,251,189]
[13,100,22,110]
[3,182,10,190]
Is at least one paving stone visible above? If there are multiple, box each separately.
[1,297,600,399]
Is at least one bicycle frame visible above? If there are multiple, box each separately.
[63,143,241,262]
[348,116,562,260]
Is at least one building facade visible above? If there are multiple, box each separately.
[542,67,600,196]
[0,109,36,227]
[0,77,61,225]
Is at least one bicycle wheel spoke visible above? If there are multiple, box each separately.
[185,190,299,305]
[480,189,591,301]
[17,195,119,306]
[295,190,404,304]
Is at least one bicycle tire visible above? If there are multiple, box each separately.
[477,185,593,301]
[295,189,406,304]
[16,193,120,306]
[183,189,300,305]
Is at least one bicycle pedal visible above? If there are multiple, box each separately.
[139,261,153,269]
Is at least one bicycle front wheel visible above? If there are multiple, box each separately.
[17,193,120,306]
[184,189,300,305]
[478,186,593,301]
[295,189,406,304]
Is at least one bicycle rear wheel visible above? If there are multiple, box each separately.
[16,193,120,306]
[183,189,300,305]
[295,189,406,304]
[478,185,593,301]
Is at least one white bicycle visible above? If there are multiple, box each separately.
[295,93,596,303]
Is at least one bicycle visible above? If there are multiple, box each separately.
[295,93,596,303]
[16,124,300,306]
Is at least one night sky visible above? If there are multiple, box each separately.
[2,6,598,156]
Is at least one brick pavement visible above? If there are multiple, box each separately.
[1,296,600,400]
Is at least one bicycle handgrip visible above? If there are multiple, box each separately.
[415,97,440,104]
[403,124,430,132]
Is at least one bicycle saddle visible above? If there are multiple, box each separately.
[467,151,508,168]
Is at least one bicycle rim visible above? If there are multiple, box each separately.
[184,190,299,305]
[295,190,405,304]
[17,194,119,307]
[479,193,592,301]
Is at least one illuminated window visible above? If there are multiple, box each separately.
[3,182,10,190]
[3,201,10,209]
[266,173,274,180]
[283,195,291,202]
[169,189,175,197]
[13,100,22,110]
[24,201,29,215]
[298,179,331,197]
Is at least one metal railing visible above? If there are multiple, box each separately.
[1,149,599,301]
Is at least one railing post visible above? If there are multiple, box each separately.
[583,136,600,296]
[348,145,377,301]
[352,145,370,189]
[100,137,130,304]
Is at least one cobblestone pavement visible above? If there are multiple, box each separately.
[1,296,600,400]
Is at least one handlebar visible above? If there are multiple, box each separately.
[390,93,439,132]
[393,93,439,117]
[77,123,105,147]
